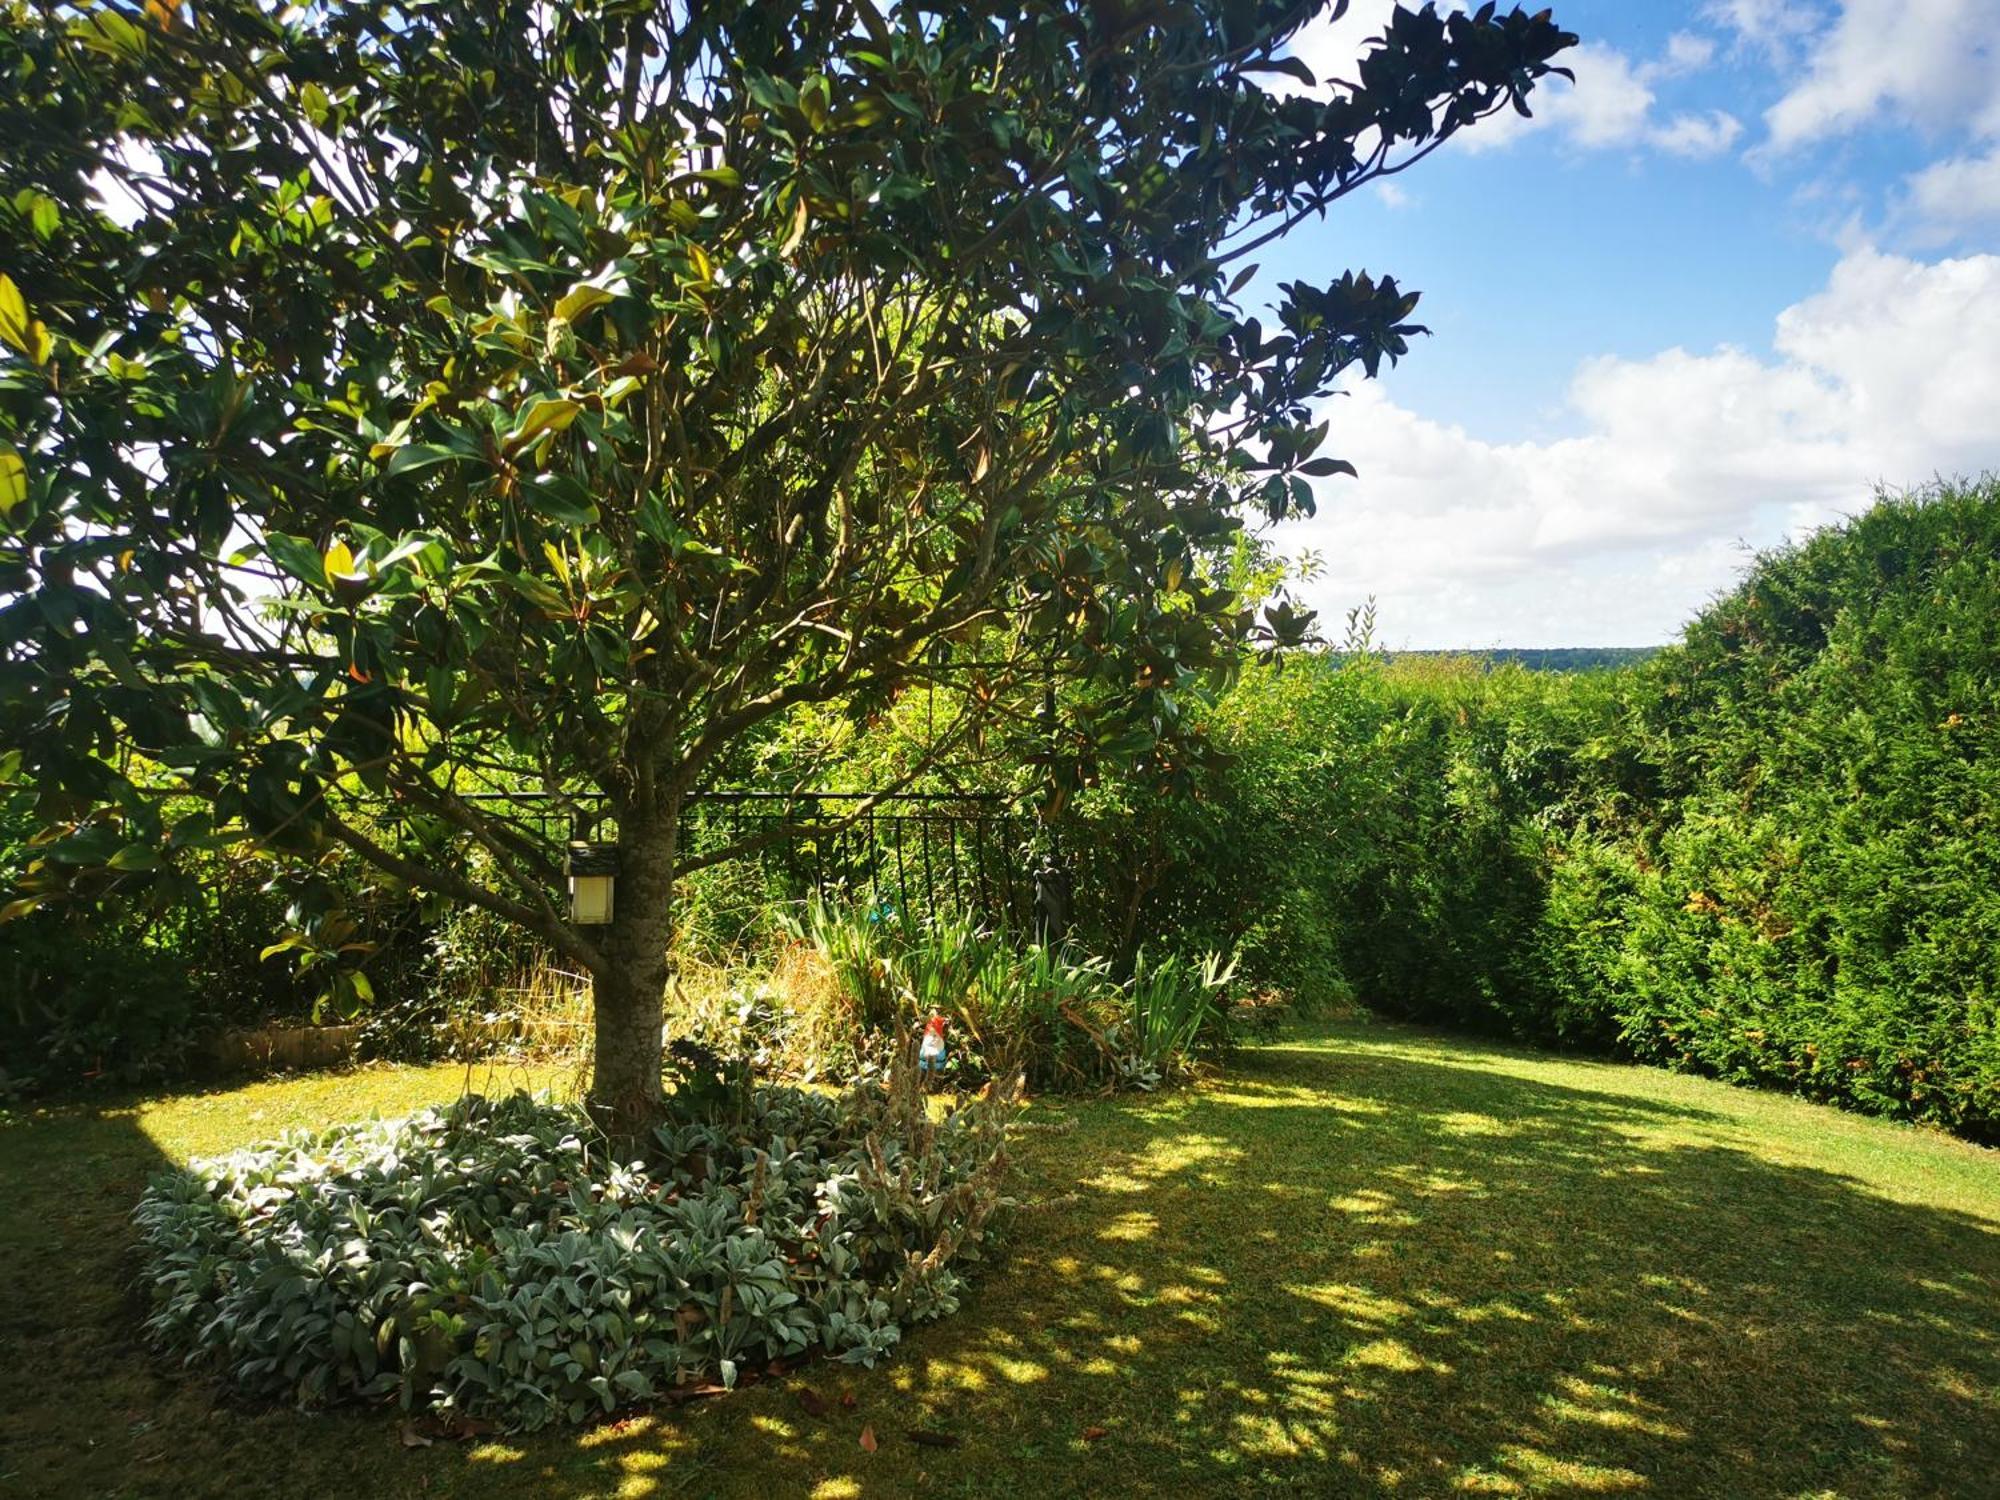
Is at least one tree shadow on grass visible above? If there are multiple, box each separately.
[0,1100,186,1496]
[1046,1043,2000,1497]
[5,1036,1997,1499]
[562,1036,1998,1499]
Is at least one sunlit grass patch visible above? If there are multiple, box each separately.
[1,1017,1995,1497]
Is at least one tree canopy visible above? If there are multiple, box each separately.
[0,0,1575,1127]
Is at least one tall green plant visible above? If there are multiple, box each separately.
[1126,950,1237,1066]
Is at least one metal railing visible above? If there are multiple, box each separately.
[454,787,1043,930]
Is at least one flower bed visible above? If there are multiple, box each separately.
[135,1074,1012,1430]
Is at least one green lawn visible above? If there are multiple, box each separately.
[3,1020,1996,1498]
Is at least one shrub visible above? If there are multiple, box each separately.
[1595,482,2000,1132]
[0,807,336,1087]
[135,1068,1014,1430]
[1114,950,1238,1092]
[1036,477,2000,1136]
[775,901,1240,1092]
[1215,480,2000,1134]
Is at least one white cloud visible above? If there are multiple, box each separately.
[1458,41,1743,159]
[1718,0,2000,242]
[1281,8,1739,159]
[1649,109,1747,157]
[1903,144,2000,233]
[1750,0,2000,149]
[1280,0,1410,94]
[1703,0,1823,64]
[1663,31,1720,72]
[1274,247,2000,646]
[88,139,166,228]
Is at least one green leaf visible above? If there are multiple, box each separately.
[505,570,570,614]
[384,443,465,477]
[323,540,360,585]
[108,843,162,871]
[0,444,25,518]
[1244,56,1317,86]
[0,273,50,364]
[799,75,831,133]
[15,190,59,240]
[508,397,582,449]
[521,474,598,527]
[68,10,147,60]
[553,283,613,324]
[264,533,328,589]
[779,195,810,257]
[541,540,573,589]
[378,534,450,576]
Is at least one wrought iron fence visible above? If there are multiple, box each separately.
[454,788,1044,932]
[686,791,1040,930]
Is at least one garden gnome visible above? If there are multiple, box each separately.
[919,1012,948,1083]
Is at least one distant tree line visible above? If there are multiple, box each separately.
[1403,646,1661,672]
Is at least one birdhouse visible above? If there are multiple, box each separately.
[565,841,619,925]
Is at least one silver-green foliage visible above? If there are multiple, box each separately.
[135,1082,1011,1429]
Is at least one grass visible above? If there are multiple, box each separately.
[1,1019,1996,1498]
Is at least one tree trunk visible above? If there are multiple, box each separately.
[589,805,678,1146]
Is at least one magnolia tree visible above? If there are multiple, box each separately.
[0,0,1573,1132]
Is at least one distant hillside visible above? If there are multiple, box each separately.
[1372,646,1663,673]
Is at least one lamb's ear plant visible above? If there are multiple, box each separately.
[134,1064,1015,1431]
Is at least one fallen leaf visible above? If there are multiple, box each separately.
[906,1429,961,1449]
[663,1381,730,1406]
[841,1390,857,1410]
[797,1388,830,1420]
[859,1425,878,1453]
[1082,1425,1109,1442]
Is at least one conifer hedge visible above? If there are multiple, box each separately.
[1086,478,2000,1137]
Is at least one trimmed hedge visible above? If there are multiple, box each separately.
[1553,480,2000,1132]
[1080,478,2000,1138]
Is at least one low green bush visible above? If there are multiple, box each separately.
[0,813,336,1087]
[135,1071,1013,1430]
[781,900,1240,1092]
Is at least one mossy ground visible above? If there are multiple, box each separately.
[2,1020,1995,1498]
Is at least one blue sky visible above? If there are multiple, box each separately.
[1258,0,2000,647]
